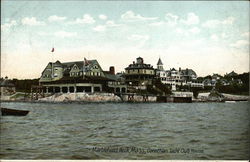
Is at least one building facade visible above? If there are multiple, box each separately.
[39,58,126,94]
[155,58,203,90]
[124,57,155,86]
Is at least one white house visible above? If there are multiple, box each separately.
[155,58,204,90]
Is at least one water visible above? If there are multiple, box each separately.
[0,102,249,160]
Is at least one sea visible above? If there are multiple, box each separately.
[0,101,249,160]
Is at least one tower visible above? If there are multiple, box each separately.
[157,58,164,70]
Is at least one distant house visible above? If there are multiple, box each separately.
[124,57,155,86]
[0,77,16,96]
[211,73,222,80]
[165,68,183,91]
[220,79,230,86]
[225,71,238,77]
[235,79,243,85]
[39,58,126,93]
[180,68,197,81]
[203,79,216,87]
[230,78,243,85]
[155,58,203,90]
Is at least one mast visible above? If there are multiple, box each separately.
[51,47,55,79]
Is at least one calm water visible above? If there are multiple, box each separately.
[0,101,249,160]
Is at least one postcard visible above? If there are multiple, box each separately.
[1,1,249,160]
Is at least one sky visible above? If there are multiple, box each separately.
[1,1,249,79]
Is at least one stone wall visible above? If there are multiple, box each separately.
[121,94,157,102]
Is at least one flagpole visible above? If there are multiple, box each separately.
[52,40,55,79]
[52,49,53,79]
[51,47,54,79]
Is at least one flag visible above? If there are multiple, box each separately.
[51,47,54,52]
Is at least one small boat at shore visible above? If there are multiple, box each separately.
[1,108,29,116]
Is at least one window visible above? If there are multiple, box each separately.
[74,66,77,69]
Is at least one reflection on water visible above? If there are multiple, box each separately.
[0,102,249,159]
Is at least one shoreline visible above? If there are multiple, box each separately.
[1,92,249,104]
[0,99,249,104]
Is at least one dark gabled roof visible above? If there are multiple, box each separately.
[62,61,83,68]
[60,61,83,75]
[157,58,163,65]
[203,79,212,83]
[53,60,62,67]
[103,72,119,81]
[171,68,176,71]
[227,71,238,76]
[75,62,84,68]
[181,69,196,76]
[212,73,222,77]
[83,59,103,72]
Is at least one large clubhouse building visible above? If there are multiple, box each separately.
[39,58,127,94]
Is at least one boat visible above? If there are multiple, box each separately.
[1,108,29,116]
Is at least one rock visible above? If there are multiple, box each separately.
[38,92,122,102]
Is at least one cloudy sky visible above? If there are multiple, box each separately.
[1,1,249,79]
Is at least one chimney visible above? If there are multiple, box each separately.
[133,61,135,64]
[179,67,181,71]
[109,66,115,75]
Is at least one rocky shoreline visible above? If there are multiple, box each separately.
[0,92,249,103]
